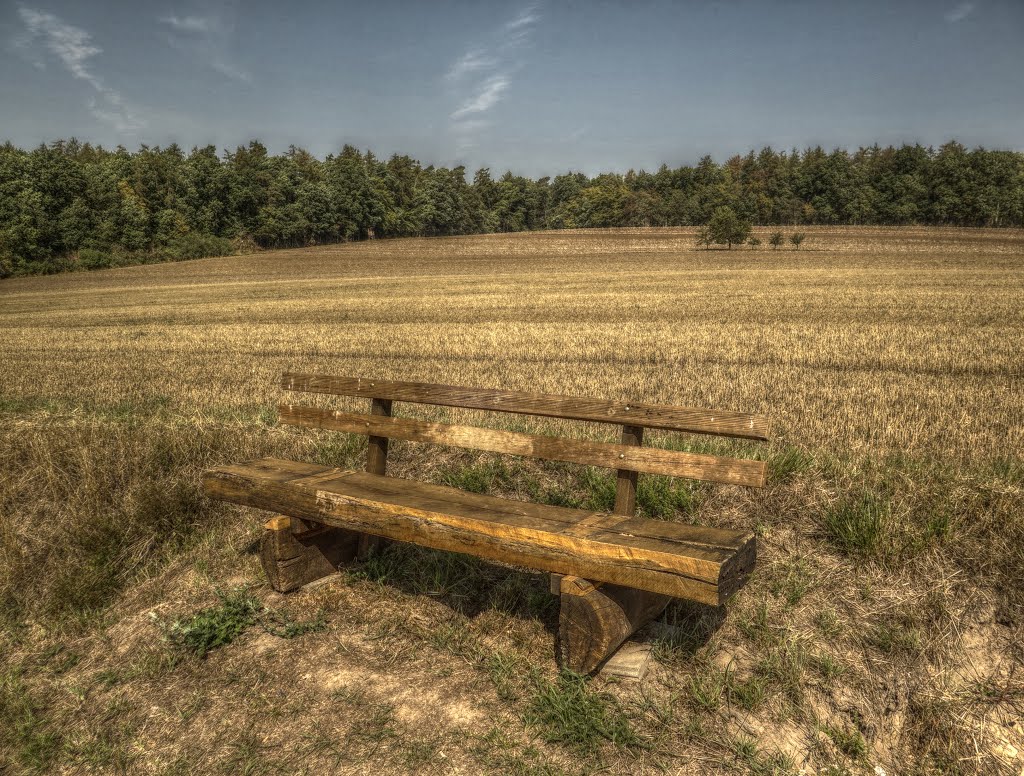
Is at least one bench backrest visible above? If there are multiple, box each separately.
[279,372,769,517]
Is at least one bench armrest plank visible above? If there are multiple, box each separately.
[281,373,769,441]
[278,405,767,488]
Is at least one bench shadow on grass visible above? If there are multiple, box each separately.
[242,536,725,660]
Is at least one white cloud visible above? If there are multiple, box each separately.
[16,6,143,131]
[445,5,541,149]
[451,75,509,119]
[446,49,496,81]
[159,14,216,34]
[158,12,250,82]
[944,2,976,22]
[504,9,539,33]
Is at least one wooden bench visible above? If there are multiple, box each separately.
[203,373,768,673]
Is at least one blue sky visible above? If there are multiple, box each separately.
[2,0,1022,175]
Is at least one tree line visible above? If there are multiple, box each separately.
[1,138,1022,276]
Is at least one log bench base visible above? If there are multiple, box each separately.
[260,515,360,593]
[260,516,676,673]
[556,574,672,674]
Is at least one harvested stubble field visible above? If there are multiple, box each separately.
[0,226,1022,775]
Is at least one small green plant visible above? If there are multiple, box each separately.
[770,558,812,606]
[810,651,846,683]
[769,231,784,249]
[439,459,513,494]
[758,638,807,705]
[819,490,890,558]
[748,236,762,249]
[790,232,806,249]
[865,617,922,657]
[739,600,776,646]
[815,606,839,638]
[768,446,814,483]
[540,486,582,509]
[487,651,526,700]
[688,668,726,712]
[823,724,867,759]
[730,736,794,774]
[525,670,639,752]
[261,609,327,639]
[729,674,768,710]
[167,588,262,657]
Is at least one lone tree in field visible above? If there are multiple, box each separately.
[708,206,751,249]
[748,236,762,249]
[696,226,712,251]
[769,231,784,250]
[790,232,806,250]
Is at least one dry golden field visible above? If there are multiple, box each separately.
[1,227,1022,775]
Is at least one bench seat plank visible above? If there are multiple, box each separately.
[204,458,755,605]
[282,373,769,441]
[278,405,767,487]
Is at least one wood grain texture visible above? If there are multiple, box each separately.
[259,515,359,592]
[204,458,755,605]
[359,397,393,559]
[281,373,769,440]
[614,425,644,515]
[278,404,767,487]
[557,576,671,674]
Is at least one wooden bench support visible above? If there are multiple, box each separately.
[557,575,671,675]
[260,515,360,592]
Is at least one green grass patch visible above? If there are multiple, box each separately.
[167,588,262,657]
[637,475,703,518]
[769,558,813,607]
[261,609,328,639]
[823,724,867,760]
[768,446,815,483]
[687,668,726,712]
[0,668,62,773]
[865,616,922,657]
[525,670,639,753]
[437,456,532,495]
[819,489,890,558]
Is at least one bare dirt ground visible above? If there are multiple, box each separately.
[1,227,1022,775]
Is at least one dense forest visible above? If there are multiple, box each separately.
[1,138,1022,276]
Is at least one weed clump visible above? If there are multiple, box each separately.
[167,588,262,657]
[819,489,890,558]
[525,670,639,752]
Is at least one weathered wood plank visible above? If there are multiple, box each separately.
[359,397,393,559]
[278,405,767,487]
[614,425,644,515]
[366,398,392,475]
[203,459,756,605]
[281,373,769,441]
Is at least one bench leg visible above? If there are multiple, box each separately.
[557,575,671,675]
[260,515,360,592]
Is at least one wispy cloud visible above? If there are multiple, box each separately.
[15,6,143,131]
[944,2,976,22]
[445,49,497,81]
[159,14,215,34]
[446,4,540,152]
[158,12,250,83]
[451,75,510,120]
